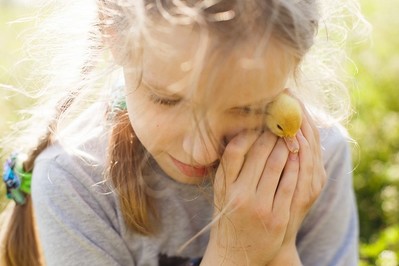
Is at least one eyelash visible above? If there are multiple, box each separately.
[149,93,181,106]
[239,107,253,114]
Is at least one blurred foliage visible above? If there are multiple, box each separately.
[0,4,34,134]
[349,0,399,265]
[1,0,399,265]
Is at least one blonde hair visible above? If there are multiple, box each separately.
[1,0,369,265]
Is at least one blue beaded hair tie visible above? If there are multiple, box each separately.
[2,153,32,205]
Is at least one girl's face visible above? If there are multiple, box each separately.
[123,26,294,184]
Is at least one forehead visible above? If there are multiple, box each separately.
[140,25,295,108]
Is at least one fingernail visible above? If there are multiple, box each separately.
[289,152,298,161]
[284,136,299,153]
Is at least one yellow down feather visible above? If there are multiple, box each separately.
[265,93,302,152]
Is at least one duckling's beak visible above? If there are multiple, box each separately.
[284,136,299,153]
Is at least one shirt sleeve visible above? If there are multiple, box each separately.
[31,151,135,266]
[296,126,359,266]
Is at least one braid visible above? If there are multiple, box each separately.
[3,46,98,264]
[2,2,104,263]
[23,88,82,172]
[22,132,52,173]
[4,90,82,266]
[4,197,42,266]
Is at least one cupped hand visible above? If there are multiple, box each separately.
[203,104,327,266]
[202,129,300,266]
[268,104,328,265]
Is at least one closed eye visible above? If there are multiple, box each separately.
[238,106,253,115]
[143,80,183,107]
[149,93,181,106]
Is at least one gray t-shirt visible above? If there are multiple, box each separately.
[32,122,358,266]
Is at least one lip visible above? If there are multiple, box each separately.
[169,155,211,178]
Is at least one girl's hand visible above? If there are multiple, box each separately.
[268,105,327,265]
[202,105,327,266]
[202,129,300,266]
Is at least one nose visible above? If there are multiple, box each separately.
[182,120,221,166]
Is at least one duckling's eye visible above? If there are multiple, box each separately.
[277,124,283,131]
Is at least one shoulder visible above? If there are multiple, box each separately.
[33,138,107,188]
[319,124,352,167]
[31,133,135,265]
[297,124,358,264]
[33,103,109,185]
[301,124,355,228]
[304,124,356,229]
[315,124,354,190]
[33,109,109,185]
[31,125,116,215]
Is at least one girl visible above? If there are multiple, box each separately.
[1,0,366,265]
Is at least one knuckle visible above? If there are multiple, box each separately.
[250,142,270,159]
[267,164,280,176]
[270,215,289,232]
[266,156,285,175]
[229,192,250,210]
[280,182,295,196]
[224,141,246,161]
[298,195,314,211]
[254,205,271,220]
[295,186,318,210]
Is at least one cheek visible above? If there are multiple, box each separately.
[127,109,169,153]
[131,108,182,133]
[126,96,184,152]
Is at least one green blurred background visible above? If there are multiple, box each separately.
[1,1,398,265]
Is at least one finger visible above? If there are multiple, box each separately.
[256,138,289,206]
[299,107,326,193]
[298,129,326,214]
[295,130,314,204]
[284,90,319,154]
[299,129,327,196]
[215,131,261,189]
[284,136,300,153]
[272,150,299,214]
[235,131,278,191]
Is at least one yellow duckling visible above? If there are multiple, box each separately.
[265,93,302,153]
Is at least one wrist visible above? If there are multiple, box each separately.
[267,243,302,266]
[201,239,269,266]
